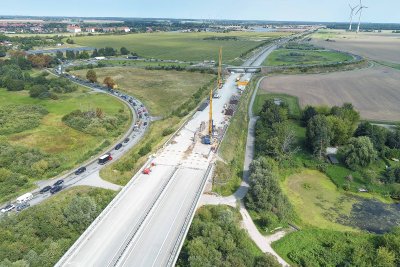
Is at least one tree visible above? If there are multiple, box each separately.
[259,99,288,126]
[375,247,396,267]
[255,254,281,267]
[331,103,360,126]
[245,157,292,226]
[301,105,318,126]
[355,122,388,151]
[63,196,97,232]
[66,50,75,60]
[103,76,116,89]
[306,115,331,158]
[86,69,97,83]
[91,49,99,58]
[386,128,400,149]
[56,51,64,60]
[340,136,377,170]
[326,115,352,146]
[120,47,129,55]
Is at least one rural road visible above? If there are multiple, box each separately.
[200,75,290,267]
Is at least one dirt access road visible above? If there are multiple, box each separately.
[261,64,400,122]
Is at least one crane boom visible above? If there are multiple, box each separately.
[217,47,223,89]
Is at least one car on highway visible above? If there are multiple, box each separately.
[124,138,130,143]
[39,186,52,194]
[75,167,87,175]
[16,202,30,212]
[53,180,64,186]
[1,204,15,213]
[115,143,123,150]
[50,185,62,194]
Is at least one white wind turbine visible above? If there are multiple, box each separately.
[348,3,359,31]
[356,0,368,33]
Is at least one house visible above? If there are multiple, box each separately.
[118,27,131,33]
[67,25,81,33]
[86,27,96,33]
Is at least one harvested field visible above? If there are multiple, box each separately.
[311,30,400,64]
[261,65,400,122]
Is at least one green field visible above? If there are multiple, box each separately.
[253,91,301,118]
[72,68,214,116]
[263,49,353,66]
[282,169,358,231]
[0,88,130,202]
[72,32,291,64]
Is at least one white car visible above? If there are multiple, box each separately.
[1,204,15,213]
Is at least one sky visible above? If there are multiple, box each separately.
[1,0,399,23]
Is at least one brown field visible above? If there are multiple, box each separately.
[311,30,400,64]
[261,65,400,122]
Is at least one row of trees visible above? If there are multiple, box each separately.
[0,188,116,267]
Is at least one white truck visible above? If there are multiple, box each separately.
[16,193,33,204]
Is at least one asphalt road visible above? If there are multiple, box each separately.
[0,71,151,213]
[56,38,288,267]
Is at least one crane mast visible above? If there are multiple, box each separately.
[217,47,223,89]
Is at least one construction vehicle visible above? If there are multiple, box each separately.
[143,162,156,174]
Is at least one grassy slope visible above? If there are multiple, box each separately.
[72,68,214,116]
[0,88,131,200]
[263,49,353,66]
[73,32,290,63]
[213,77,259,196]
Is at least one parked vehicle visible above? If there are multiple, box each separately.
[16,202,30,212]
[98,154,112,165]
[16,193,33,204]
[39,186,52,194]
[115,143,123,150]
[143,122,148,126]
[1,204,15,213]
[53,180,64,186]
[124,138,130,143]
[50,185,62,194]
[74,167,86,175]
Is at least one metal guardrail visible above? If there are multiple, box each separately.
[108,167,179,267]
[55,157,154,267]
[166,164,214,267]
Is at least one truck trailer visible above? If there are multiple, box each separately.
[16,193,33,204]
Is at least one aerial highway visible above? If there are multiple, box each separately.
[55,37,285,267]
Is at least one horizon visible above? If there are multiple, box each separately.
[1,0,399,24]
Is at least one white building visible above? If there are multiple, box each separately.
[67,25,82,33]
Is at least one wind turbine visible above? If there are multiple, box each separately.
[356,0,368,33]
[348,3,359,31]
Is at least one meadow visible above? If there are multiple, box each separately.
[263,48,352,66]
[72,68,214,116]
[0,88,131,202]
[72,31,291,64]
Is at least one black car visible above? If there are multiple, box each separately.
[115,143,123,150]
[50,185,62,194]
[124,138,130,143]
[53,180,64,186]
[16,202,30,212]
[75,167,87,175]
[143,122,148,126]
[40,186,52,194]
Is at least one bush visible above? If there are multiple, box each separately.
[0,105,48,135]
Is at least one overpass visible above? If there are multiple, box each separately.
[56,43,281,267]
[226,66,262,73]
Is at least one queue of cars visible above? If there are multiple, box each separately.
[1,68,150,215]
